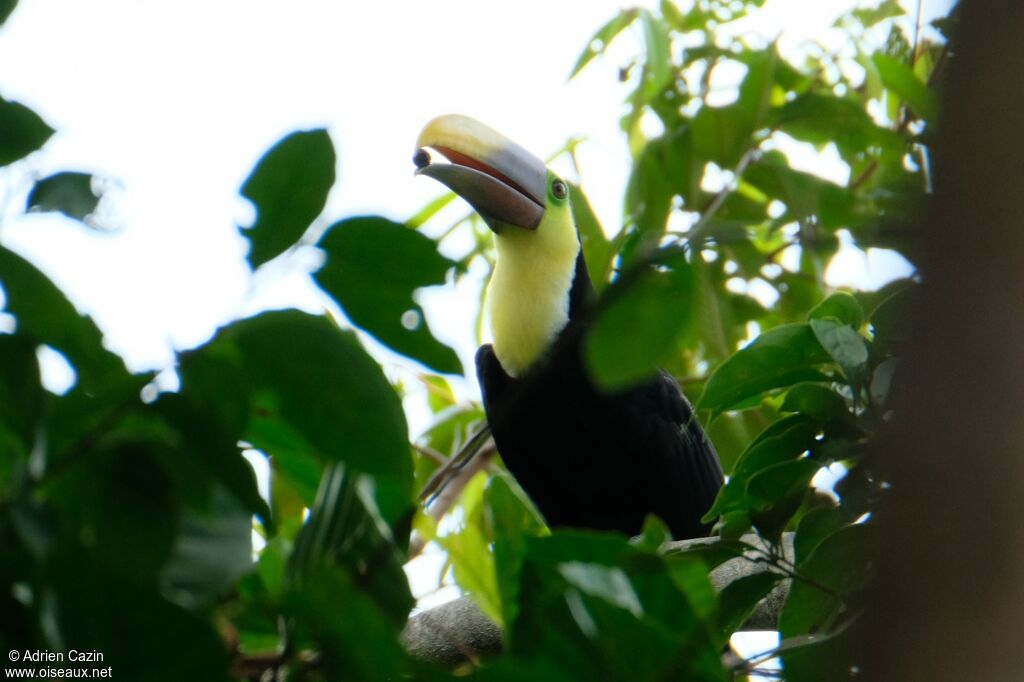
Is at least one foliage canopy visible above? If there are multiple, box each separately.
[0,1,951,679]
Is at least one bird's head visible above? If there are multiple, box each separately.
[413,114,575,238]
[413,114,583,376]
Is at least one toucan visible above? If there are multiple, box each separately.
[414,114,724,539]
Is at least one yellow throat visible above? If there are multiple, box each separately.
[487,196,579,377]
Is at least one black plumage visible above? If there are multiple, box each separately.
[476,248,724,540]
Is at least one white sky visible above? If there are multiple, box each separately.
[0,0,949,617]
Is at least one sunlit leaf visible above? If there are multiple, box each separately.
[810,319,869,386]
[873,53,939,123]
[570,9,639,79]
[809,292,864,328]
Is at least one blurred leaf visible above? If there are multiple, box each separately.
[852,0,904,27]
[809,292,865,328]
[0,95,53,166]
[0,335,43,455]
[869,285,916,352]
[873,53,938,122]
[0,245,127,392]
[288,463,413,628]
[692,104,751,167]
[769,93,902,158]
[570,9,639,78]
[488,473,547,630]
[584,253,696,390]
[51,549,229,681]
[161,486,253,609]
[737,47,779,130]
[240,129,335,268]
[639,9,673,98]
[870,357,898,409]
[780,523,871,638]
[626,128,699,234]
[315,216,460,374]
[182,310,412,526]
[570,183,615,290]
[810,318,869,386]
[0,0,16,25]
[406,191,456,229]
[26,172,101,222]
[698,323,831,416]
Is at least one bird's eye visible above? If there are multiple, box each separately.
[551,179,568,201]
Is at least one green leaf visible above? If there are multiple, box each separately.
[703,417,818,523]
[639,9,673,99]
[869,285,915,352]
[584,253,696,390]
[314,216,460,374]
[781,383,854,430]
[809,318,869,385]
[692,104,751,167]
[569,9,639,78]
[0,95,54,166]
[50,549,230,681]
[487,473,546,631]
[0,0,17,25]
[780,523,871,638]
[697,323,831,416]
[0,246,127,393]
[794,506,848,565]
[288,463,413,628]
[240,129,335,268]
[737,47,780,130]
[717,571,782,638]
[161,486,253,609]
[746,458,821,538]
[181,310,412,526]
[852,0,904,27]
[26,172,101,222]
[0,335,43,455]
[570,183,615,290]
[809,292,864,328]
[768,93,902,158]
[873,53,938,123]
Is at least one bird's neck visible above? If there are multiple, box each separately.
[487,219,582,377]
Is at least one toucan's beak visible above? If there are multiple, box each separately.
[414,114,547,231]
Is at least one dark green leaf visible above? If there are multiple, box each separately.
[0,0,16,25]
[0,335,43,455]
[781,383,855,431]
[809,292,864,328]
[869,285,916,352]
[26,171,101,222]
[746,458,820,537]
[717,571,782,638]
[314,216,460,374]
[0,95,53,166]
[487,473,545,630]
[288,463,413,628]
[584,253,696,390]
[161,487,253,609]
[769,93,903,158]
[697,323,831,416]
[873,53,939,122]
[181,310,412,526]
[737,47,779,130]
[704,417,818,522]
[794,506,848,565]
[779,523,872,637]
[810,318,869,385]
[51,549,230,681]
[240,129,335,268]
[0,245,127,393]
